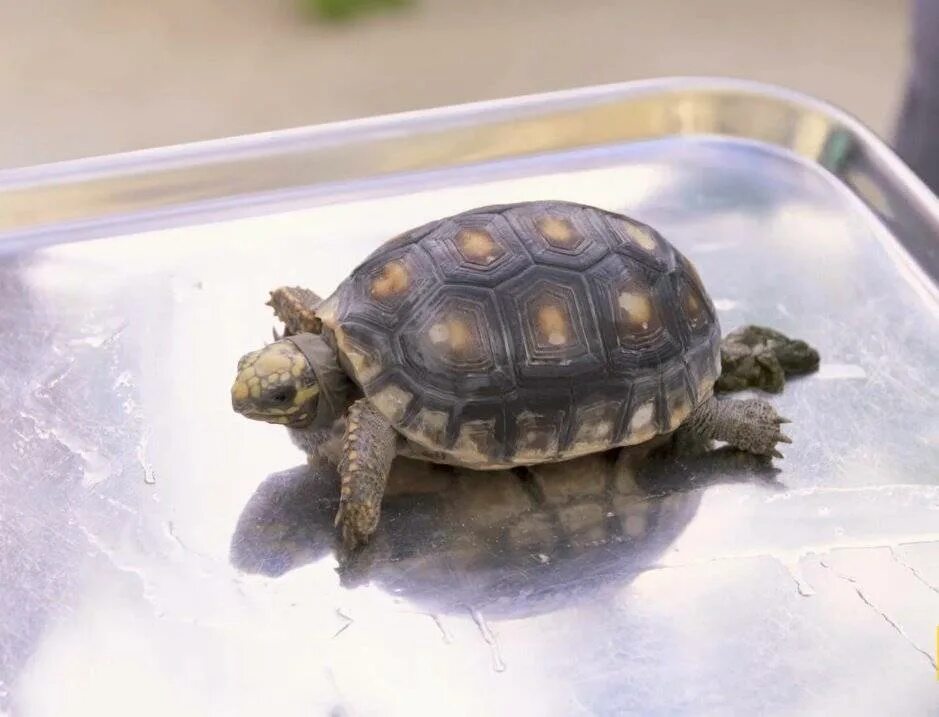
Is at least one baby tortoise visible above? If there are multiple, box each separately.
[231,200,819,550]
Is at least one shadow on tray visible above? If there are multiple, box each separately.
[230,437,783,618]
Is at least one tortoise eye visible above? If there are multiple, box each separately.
[270,387,295,404]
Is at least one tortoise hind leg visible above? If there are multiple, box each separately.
[683,396,791,459]
[716,325,820,394]
[335,398,398,551]
[267,286,323,337]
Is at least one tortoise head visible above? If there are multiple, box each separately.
[231,338,319,428]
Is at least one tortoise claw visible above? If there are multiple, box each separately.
[771,449,784,459]
[776,416,792,424]
[778,433,792,444]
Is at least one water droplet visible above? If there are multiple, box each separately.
[429,614,453,644]
[468,607,506,673]
[782,558,815,597]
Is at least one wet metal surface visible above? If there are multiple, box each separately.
[2,85,939,715]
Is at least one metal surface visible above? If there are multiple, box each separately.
[2,79,939,716]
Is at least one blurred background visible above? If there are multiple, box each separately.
[0,0,918,170]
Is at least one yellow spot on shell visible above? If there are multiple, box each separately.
[370,260,410,298]
[513,412,560,461]
[451,419,496,460]
[618,292,652,328]
[624,223,658,252]
[537,217,578,246]
[429,323,448,344]
[669,399,691,428]
[448,318,471,352]
[456,229,500,265]
[574,420,613,445]
[537,305,568,345]
[334,326,380,383]
[371,384,413,423]
[628,400,656,441]
[429,316,474,353]
[413,409,448,445]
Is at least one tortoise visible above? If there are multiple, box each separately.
[230,200,819,550]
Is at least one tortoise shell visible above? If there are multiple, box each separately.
[316,200,721,469]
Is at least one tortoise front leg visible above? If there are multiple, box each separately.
[266,286,323,337]
[335,398,398,550]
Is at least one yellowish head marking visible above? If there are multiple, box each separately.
[254,348,293,376]
[231,381,249,401]
[231,340,320,428]
[294,384,320,408]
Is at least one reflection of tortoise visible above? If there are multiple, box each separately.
[230,437,781,620]
[231,200,818,550]
[230,444,733,618]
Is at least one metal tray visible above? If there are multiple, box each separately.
[1,78,937,716]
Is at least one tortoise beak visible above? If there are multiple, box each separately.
[231,370,255,415]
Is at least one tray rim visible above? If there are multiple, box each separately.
[0,76,921,186]
[0,75,937,276]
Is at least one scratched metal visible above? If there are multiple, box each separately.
[2,92,939,716]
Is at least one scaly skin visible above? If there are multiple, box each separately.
[335,398,397,550]
[716,325,820,394]
[683,395,791,458]
[267,286,323,337]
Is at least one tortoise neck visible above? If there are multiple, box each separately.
[285,332,353,427]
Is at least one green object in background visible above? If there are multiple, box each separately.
[302,0,413,22]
